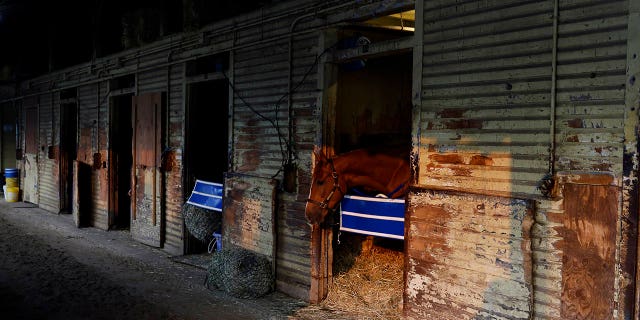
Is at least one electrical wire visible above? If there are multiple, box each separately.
[223,42,337,179]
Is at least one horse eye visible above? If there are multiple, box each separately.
[316,180,325,186]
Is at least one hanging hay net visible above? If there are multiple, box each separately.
[320,234,404,320]
[181,203,221,242]
[206,246,274,299]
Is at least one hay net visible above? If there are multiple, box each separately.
[206,246,274,299]
[181,203,221,242]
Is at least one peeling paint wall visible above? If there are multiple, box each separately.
[405,189,534,320]
[414,0,636,318]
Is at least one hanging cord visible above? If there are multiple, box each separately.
[223,42,337,179]
[207,236,218,254]
[222,69,287,178]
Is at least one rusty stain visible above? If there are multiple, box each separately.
[469,155,494,166]
[451,167,472,177]
[429,153,464,164]
[406,192,534,318]
[560,184,617,319]
[48,145,59,160]
[565,135,579,142]
[592,163,612,171]
[558,172,616,186]
[426,121,434,130]
[238,150,261,171]
[443,119,483,129]
[162,149,177,171]
[437,108,465,118]
[567,119,584,128]
[595,147,603,154]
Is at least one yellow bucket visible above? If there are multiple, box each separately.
[5,177,18,188]
[5,187,19,202]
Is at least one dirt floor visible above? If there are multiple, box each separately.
[0,199,361,320]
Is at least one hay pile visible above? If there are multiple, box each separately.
[181,203,221,242]
[206,246,274,299]
[321,243,404,320]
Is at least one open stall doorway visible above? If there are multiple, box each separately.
[108,94,133,230]
[184,79,229,254]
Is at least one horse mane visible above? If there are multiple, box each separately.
[337,145,410,161]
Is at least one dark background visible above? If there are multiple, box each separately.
[0,0,272,83]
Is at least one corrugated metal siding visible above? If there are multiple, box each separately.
[277,33,320,295]
[554,0,628,174]
[233,39,290,175]
[95,82,109,228]
[164,63,185,255]
[233,26,322,297]
[420,0,554,196]
[233,37,297,285]
[534,1,629,319]
[417,0,632,319]
[40,93,56,207]
[77,83,109,230]
[38,92,60,212]
[138,65,168,95]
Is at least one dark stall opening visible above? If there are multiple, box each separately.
[184,79,229,254]
[59,101,78,214]
[325,46,413,317]
[109,94,133,230]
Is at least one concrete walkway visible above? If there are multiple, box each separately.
[0,199,345,320]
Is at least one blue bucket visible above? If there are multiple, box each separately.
[4,168,18,178]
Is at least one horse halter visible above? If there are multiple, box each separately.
[306,158,343,211]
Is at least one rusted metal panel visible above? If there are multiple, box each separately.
[134,93,162,167]
[131,92,164,247]
[561,183,618,319]
[405,189,534,320]
[25,104,38,155]
[222,173,277,268]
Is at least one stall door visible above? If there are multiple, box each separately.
[23,106,39,204]
[130,92,164,247]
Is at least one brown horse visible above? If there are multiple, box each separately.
[305,146,410,225]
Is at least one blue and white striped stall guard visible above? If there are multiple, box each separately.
[186,180,223,212]
[340,195,405,240]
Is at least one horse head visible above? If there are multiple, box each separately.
[305,147,346,225]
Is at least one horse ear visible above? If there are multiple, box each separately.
[313,146,324,159]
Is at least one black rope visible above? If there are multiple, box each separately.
[223,42,338,180]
